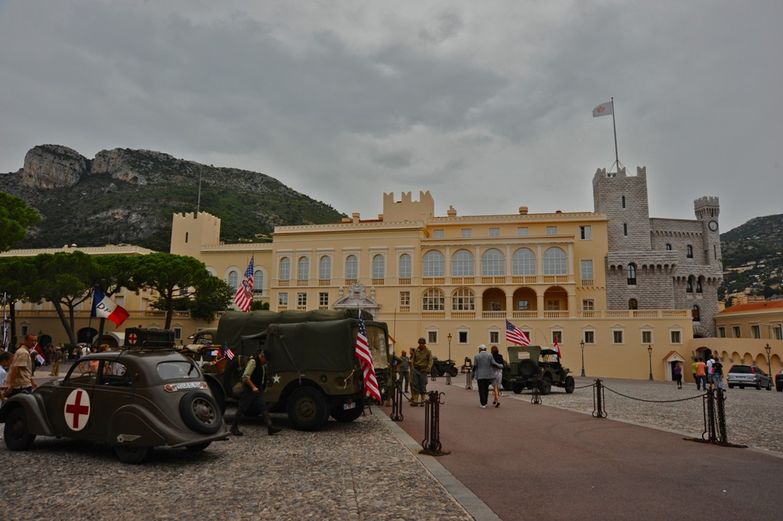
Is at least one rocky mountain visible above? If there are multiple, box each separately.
[719,214,783,300]
[1,145,344,251]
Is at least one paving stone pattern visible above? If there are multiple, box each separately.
[510,377,783,454]
[0,413,471,521]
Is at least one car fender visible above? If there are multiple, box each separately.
[0,394,54,436]
[108,404,168,447]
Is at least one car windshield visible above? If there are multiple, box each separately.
[157,361,200,381]
[729,365,751,373]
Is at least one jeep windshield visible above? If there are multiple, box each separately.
[157,361,200,381]
[366,324,389,369]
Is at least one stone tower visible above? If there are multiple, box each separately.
[592,166,652,252]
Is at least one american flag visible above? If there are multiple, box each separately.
[224,346,235,360]
[506,320,530,346]
[233,256,255,312]
[354,312,381,403]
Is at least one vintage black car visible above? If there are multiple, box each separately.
[1,332,228,463]
[502,345,575,395]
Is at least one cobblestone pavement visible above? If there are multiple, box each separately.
[505,377,783,454]
[0,412,472,521]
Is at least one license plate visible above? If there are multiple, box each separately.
[343,401,356,410]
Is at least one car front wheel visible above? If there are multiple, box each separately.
[4,408,36,451]
[564,376,575,394]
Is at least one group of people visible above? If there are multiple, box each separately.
[672,354,724,390]
[395,337,433,406]
[0,334,39,401]
[472,344,505,408]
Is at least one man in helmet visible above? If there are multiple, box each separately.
[410,337,433,406]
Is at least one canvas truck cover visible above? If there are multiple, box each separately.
[240,319,357,373]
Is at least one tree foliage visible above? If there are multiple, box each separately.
[0,192,40,251]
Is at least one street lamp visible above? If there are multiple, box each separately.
[580,340,586,377]
[765,343,772,377]
[647,345,653,381]
[446,333,452,385]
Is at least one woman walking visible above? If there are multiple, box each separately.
[490,345,505,407]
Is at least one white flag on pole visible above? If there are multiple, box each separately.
[592,101,613,117]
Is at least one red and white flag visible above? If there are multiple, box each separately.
[593,100,613,117]
[233,257,255,312]
[354,311,381,403]
[553,340,562,358]
[91,288,129,327]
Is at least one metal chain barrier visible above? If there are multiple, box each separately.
[592,378,606,418]
[390,379,404,422]
[602,384,706,404]
[530,385,542,405]
[420,391,450,456]
[692,387,746,448]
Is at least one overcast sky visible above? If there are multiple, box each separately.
[1,0,780,231]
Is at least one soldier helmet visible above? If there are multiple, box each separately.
[417,337,426,344]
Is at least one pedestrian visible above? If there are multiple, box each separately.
[706,355,715,386]
[691,358,699,388]
[673,362,683,389]
[410,338,432,406]
[49,344,63,376]
[0,351,12,390]
[1,334,38,399]
[711,354,724,390]
[398,351,410,394]
[490,345,505,407]
[230,349,281,437]
[695,358,707,391]
[472,344,503,409]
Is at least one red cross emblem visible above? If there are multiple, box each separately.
[128,333,138,345]
[64,388,91,431]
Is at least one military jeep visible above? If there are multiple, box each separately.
[202,310,391,432]
[502,345,575,395]
[430,357,458,378]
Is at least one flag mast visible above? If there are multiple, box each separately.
[611,97,620,172]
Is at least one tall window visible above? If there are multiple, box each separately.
[319,256,331,280]
[399,291,410,308]
[278,292,288,306]
[732,326,741,338]
[580,260,593,282]
[345,255,358,279]
[423,250,445,277]
[696,276,704,293]
[686,245,694,258]
[228,270,238,290]
[627,263,637,285]
[629,298,638,310]
[297,256,309,281]
[666,243,672,250]
[670,330,682,343]
[481,249,505,276]
[398,253,412,278]
[686,275,695,293]
[582,299,595,311]
[543,247,567,275]
[451,250,474,276]
[691,305,700,321]
[583,330,595,344]
[773,325,782,340]
[580,225,592,240]
[297,292,307,308]
[613,330,624,344]
[623,223,628,236]
[372,254,385,279]
[422,288,445,311]
[512,248,536,275]
[253,270,264,294]
[751,325,761,338]
[641,330,652,344]
[319,292,329,307]
[452,288,475,311]
[621,195,626,208]
[279,257,290,280]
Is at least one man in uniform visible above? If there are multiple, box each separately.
[230,349,281,436]
[410,337,432,406]
[1,334,38,399]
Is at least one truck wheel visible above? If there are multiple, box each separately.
[4,408,36,451]
[113,445,150,464]
[287,387,328,431]
[564,376,575,394]
[331,402,364,423]
[448,367,458,377]
[179,391,222,435]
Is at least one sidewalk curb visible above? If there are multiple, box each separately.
[379,413,502,521]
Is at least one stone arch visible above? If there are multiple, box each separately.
[482,288,506,311]
[512,287,537,311]
[543,286,568,311]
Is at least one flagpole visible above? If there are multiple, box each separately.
[611,97,620,172]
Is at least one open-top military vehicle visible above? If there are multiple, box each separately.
[430,357,458,378]
[201,310,391,431]
[502,345,575,395]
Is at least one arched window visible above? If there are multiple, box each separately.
[422,288,445,311]
[686,275,695,293]
[319,256,331,280]
[423,250,445,277]
[512,248,536,275]
[279,257,290,281]
[481,248,505,276]
[692,304,701,322]
[451,250,474,276]
[628,298,638,310]
[228,270,238,290]
[297,256,309,281]
[543,247,567,275]
[372,254,385,279]
[696,276,704,293]
[452,287,475,311]
[627,263,637,285]
[253,270,264,294]
[345,255,358,279]
[398,253,412,278]
[665,243,672,250]
[686,244,694,258]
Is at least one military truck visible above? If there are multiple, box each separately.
[502,345,575,395]
[201,310,391,431]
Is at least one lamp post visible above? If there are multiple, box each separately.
[765,343,772,378]
[647,345,654,381]
[446,333,452,385]
[580,340,586,377]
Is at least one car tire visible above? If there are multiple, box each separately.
[448,367,458,377]
[331,401,364,423]
[564,376,575,394]
[179,391,222,435]
[185,442,211,452]
[287,387,329,431]
[3,408,36,451]
[518,360,537,378]
[113,445,150,464]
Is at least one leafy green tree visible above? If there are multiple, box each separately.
[251,300,270,311]
[28,251,94,345]
[136,253,209,329]
[189,275,232,322]
[0,193,40,251]
[0,256,38,348]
